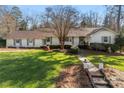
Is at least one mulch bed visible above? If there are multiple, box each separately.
[104,68,124,88]
[56,65,92,88]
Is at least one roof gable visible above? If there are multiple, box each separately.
[87,27,117,36]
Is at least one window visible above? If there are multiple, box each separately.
[79,37,85,45]
[47,37,50,42]
[65,37,72,42]
[15,39,21,43]
[103,37,108,42]
[69,37,72,42]
[27,39,34,46]
[14,39,21,46]
[102,36,111,43]
[65,37,69,42]
[28,39,33,43]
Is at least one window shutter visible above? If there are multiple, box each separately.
[33,39,35,46]
[109,36,111,44]
[27,39,29,46]
[72,37,74,44]
[101,36,104,43]
[14,40,15,46]
[20,39,22,47]
[50,37,52,44]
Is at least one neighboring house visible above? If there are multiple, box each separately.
[5,27,117,48]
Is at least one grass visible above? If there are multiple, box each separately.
[85,50,124,71]
[0,50,80,88]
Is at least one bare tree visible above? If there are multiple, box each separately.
[29,15,40,30]
[39,7,52,28]
[0,6,16,38]
[44,6,79,49]
[103,5,123,32]
[80,11,100,27]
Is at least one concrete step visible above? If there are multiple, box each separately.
[93,77,108,85]
[95,84,110,88]
[91,71,104,77]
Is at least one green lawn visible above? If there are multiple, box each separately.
[85,50,124,71]
[0,50,80,88]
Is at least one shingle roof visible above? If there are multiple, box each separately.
[6,31,54,39]
[5,27,114,39]
[68,28,98,37]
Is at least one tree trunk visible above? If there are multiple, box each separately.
[117,5,121,33]
[60,40,65,50]
[120,46,122,54]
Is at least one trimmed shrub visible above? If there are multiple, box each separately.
[115,35,124,52]
[49,45,60,49]
[110,44,119,52]
[90,43,119,52]
[90,43,106,51]
[49,45,71,49]
[78,45,89,49]
[66,46,79,54]
[64,45,72,49]
[0,39,6,47]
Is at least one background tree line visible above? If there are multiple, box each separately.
[1,5,124,35]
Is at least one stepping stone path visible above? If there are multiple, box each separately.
[78,56,113,88]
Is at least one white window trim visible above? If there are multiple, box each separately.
[102,36,111,43]
[14,39,21,47]
[27,39,34,46]
[15,39,21,43]
[28,39,34,43]
[65,37,72,42]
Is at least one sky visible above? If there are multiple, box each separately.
[17,5,106,17]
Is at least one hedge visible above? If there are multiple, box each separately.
[78,45,89,49]
[66,47,79,54]
[90,43,119,52]
[0,39,6,47]
[41,45,72,49]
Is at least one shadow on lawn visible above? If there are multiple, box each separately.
[0,51,79,88]
[79,49,124,57]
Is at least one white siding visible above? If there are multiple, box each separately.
[6,39,14,47]
[88,30,116,44]
[65,42,72,45]
[21,39,27,47]
[74,37,79,46]
[35,39,43,47]
[51,37,59,45]
[7,39,43,47]
[51,37,79,46]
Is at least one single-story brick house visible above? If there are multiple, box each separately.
[5,27,117,48]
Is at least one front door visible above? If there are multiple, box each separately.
[79,37,85,45]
